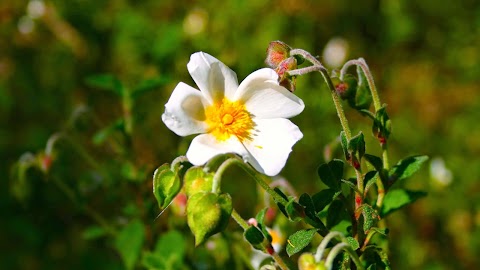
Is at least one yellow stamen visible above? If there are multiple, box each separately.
[205,98,255,142]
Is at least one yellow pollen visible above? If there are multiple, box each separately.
[205,98,255,142]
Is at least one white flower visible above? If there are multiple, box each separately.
[162,52,304,176]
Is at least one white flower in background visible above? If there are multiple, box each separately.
[322,37,349,68]
[162,52,304,176]
[429,157,453,187]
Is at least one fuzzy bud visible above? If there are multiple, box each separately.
[275,57,298,92]
[265,41,292,68]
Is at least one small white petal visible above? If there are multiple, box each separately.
[187,52,238,104]
[186,134,248,165]
[162,82,208,136]
[243,118,303,176]
[235,68,304,119]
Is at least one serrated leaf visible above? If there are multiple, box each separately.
[114,219,145,270]
[85,74,123,96]
[286,228,317,257]
[312,189,337,212]
[327,200,344,229]
[381,189,427,216]
[389,155,429,184]
[317,159,344,190]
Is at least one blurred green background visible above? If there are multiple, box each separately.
[1,0,480,269]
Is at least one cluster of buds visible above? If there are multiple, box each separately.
[265,41,299,92]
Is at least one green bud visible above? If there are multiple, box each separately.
[153,164,181,209]
[298,253,327,270]
[183,167,214,197]
[332,75,357,100]
[187,192,233,246]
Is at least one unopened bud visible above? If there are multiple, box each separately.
[265,41,292,68]
[298,253,327,270]
[275,57,297,92]
[332,75,357,100]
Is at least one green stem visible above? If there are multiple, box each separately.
[231,209,289,270]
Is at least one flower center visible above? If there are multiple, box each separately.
[205,98,255,142]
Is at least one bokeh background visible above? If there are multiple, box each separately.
[1,0,480,269]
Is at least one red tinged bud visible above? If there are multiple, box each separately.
[265,41,292,68]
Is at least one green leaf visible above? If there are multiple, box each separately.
[82,225,106,240]
[114,219,145,270]
[364,154,383,172]
[381,189,427,217]
[244,226,265,246]
[154,230,186,260]
[349,65,372,110]
[345,236,360,250]
[317,159,344,190]
[327,200,345,229]
[348,132,365,161]
[340,131,349,160]
[312,189,337,212]
[255,207,268,224]
[389,155,429,185]
[92,119,124,145]
[286,228,317,257]
[285,198,305,222]
[361,204,379,233]
[85,74,123,96]
[299,193,326,228]
[364,171,378,193]
[372,105,391,141]
[131,76,170,99]
[153,165,181,209]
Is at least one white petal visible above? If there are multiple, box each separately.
[186,134,248,166]
[234,68,304,119]
[187,52,238,104]
[162,82,208,136]
[243,118,303,176]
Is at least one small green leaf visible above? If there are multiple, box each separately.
[340,131,349,160]
[348,65,372,110]
[373,105,391,141]
[348,132,365,160]
[244,226,265,246]
[381,189,427,217]
[85,74,123,96]
[285,198,305,222]
[92,119,124,145]
[364,154,383,172]
[286,228,317,257]
[317,159,344,190]
[364,171,378,193]
[255,207,268,224]
[154,230,186,259]
[327,200,345,229]
[312,189,337,212]
[153,165,181,209]
[82,225,106,240]
[389,155,429,185]
[361,204,379,233]
[345,236,360,250]
[114,219,145,270]
[299,193,325,228]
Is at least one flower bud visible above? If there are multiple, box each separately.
[187,192,233,246]
[332,74,357,100]
[275,57,298,92]
[298,253,327,270]
[183,167,214,197]
[153,164,181,209]
[265,41,292,68]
